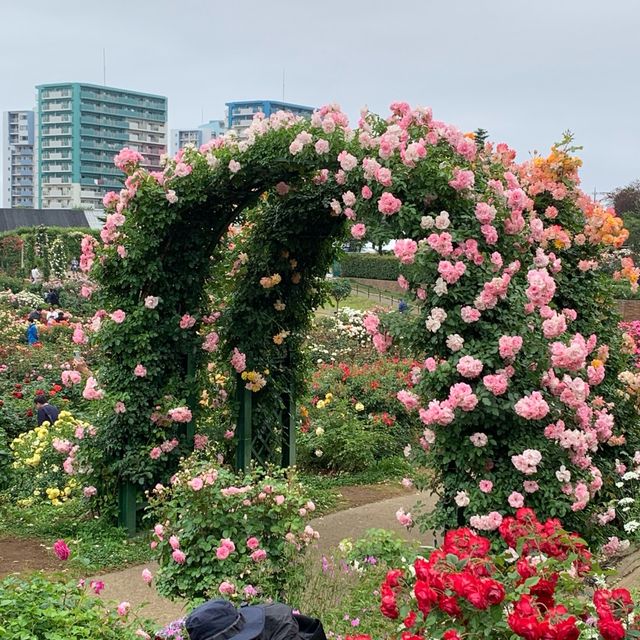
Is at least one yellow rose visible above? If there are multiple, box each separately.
[316,400,326,410]
[355,402,365,412]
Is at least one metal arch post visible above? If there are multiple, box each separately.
[235,376,253,471]
[118,481,137,536]
[281,387,296,467]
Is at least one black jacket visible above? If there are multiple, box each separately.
[256,604,326,640]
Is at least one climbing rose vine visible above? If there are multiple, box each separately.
[78,102,638,543]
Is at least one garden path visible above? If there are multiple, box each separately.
[90,490,436,626]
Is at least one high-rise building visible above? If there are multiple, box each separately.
[225,100,314,138]
[170,119,226,156]
[35,83,168,209]
[2,110,35,208]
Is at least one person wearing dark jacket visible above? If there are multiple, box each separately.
[44,288,60,306]
[186,599,326,640]
[34,394,60,426]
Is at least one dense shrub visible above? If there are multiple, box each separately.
[297,358,422,472]
[0,575,155,639]
[148,457,319,601]
[339,253,400,280]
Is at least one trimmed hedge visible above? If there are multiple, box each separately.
[339,253,399,281]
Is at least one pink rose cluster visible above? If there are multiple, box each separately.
[511,449,542,475]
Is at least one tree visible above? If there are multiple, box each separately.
[609,180,640,216]
[326,277,352,312]
[474,128,489,148]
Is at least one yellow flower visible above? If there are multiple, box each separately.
[325,393,333,402]
[355,402,365,412]
[316,400,326,410]
[591,359,603,369]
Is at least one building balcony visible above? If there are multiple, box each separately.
[41,115,71,124]
[41,164,71,172]
[40,140,72,148]
[41,177,71,185]
[41,90,72,99]
[41,102,72,111]
[42,127,71,136]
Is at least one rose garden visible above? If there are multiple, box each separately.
[2,103,640,639]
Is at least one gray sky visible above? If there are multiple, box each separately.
[2,0,639,195]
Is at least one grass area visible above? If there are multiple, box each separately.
[0,498,153,575]
[318,293,387,313]
[300,456,412,515]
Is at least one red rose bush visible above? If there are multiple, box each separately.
[376,509,638,640]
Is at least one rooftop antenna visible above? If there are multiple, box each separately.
[103,48,106,86]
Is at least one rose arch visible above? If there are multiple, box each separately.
[79,104,640,542]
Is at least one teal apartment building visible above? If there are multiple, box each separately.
[36,83,167,209]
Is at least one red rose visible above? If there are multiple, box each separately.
[438,594,462,616]
[385,569,403,588]
[508,613,540,640]
[403,610,417,629]
[414,579,438,614]
[481,578,506,606]
[443,631,463,640]
[598,615,626,640]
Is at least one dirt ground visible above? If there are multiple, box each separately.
[0,537,64,578]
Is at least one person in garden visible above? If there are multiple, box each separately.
[186,599,326,640]
[28,306,43,322]
[34,394,59,426]
[398,299,408,313]
[70,257,79,276]
[30,266,41,283]
[26,318,39,346]
[44,288,60,306]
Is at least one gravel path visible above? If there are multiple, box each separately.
[91,490,437,626]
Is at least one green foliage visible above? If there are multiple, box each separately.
[339,253,400,280]
[0,226,96,278]
[297,358,422,473]
[325,277,352,311]
[0,574,155,639]
[148,457,318,601]
[342,528,420,566]
[285,549,398,639]
[0,499,154,574]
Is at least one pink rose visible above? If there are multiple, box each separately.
[53,539,70,560]
[216,546,230,560]
[110,309,126,324]
[378,192,402,215]
[351,223,366,240]
[246,537,260,550]
[134,364,147,377]
[479,480,493,493]
[250,549,267,562]
[141,569,153,584]
[172,549,186,564]
[188,477,204,491]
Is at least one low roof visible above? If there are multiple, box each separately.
[0,209,91,233]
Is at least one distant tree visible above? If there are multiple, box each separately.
[326,278,352,313]
[609,180,640,215]
[474,128,489,148]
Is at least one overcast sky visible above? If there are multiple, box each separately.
[2,0,639,195]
